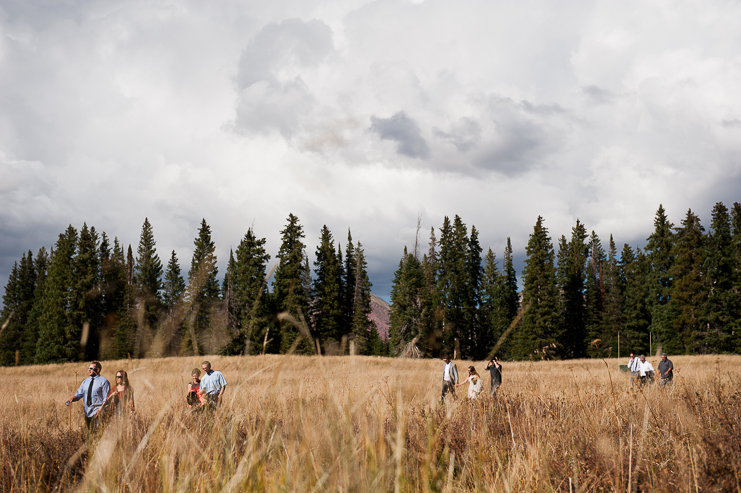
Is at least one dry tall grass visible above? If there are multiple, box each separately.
[1,354,739,492]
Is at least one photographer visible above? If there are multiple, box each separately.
[484,357,502,397]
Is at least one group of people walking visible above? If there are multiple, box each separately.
[441,356,502,404]
[627,352,674,387]
[65,360,228,429]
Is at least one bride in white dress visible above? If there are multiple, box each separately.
[456,366,484,399]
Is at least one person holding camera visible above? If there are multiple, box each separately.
[484,357,502,397]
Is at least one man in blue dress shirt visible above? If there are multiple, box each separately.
[199,360,227,410]
[65,361,110,429]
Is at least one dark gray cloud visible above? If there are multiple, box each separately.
[369,111,430,159]
[434,117,481,153]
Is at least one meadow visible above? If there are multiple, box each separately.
[1,353,739,492]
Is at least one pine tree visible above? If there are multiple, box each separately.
[273,214,311,353]
[343,230,357,330]
[557,220,588,358]
[437,215,470,357]
[464,225,483,358]
[183,219,220,355]
[112,238,135,358]
[705,202,735,352]
[388,247,425,354]
[35,226,78,363]
[313,226,343,349]
[419,227,441,356]
[518,216,559,360]
[21,247,47,365]
[602,235,624,357]
[0,252,37,365]
[135,218,163,333]
[730,202,741,352]
[645,205,676,353]
[231,228,271,355]
[620,245,650,354]
[75,224,102,361]
[1,261,20,365]
[220,250,239,342]
[668,210,709,353]
[163,250,186,313]
[349,242,373,354]
[584,231,605,357]
[480,248,498,357]
[494,238,519,358]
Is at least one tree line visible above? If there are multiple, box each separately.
[388,203,741,360]
[0,214,380,366]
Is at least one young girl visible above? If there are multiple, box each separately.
[104,370,135,415]
[187,368,206,408]
[456,366,484,399]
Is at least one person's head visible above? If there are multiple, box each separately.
[443,355,451,364]
[191,368,201,380]
[115,370,130,387]
[630,353,635,359]
[640,354,646,362]
[468,366,478,376]
[89,361,102,376]
[660,353,667,361]
[202,361,212,374]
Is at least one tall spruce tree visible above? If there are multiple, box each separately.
[584,231,605,357]
[668,210,709,353]
[437,216,470,358]
[135,218,163,333]
[35,226,78,363]
[112,238,136,358]
[419,227,441,356]
[183,219,220,355]
[602,235,624,357]
[349,242,373,354]
[480,248,499,357]
[343,230,357,330]
[388,247,425,354]
[518,216,559,360]
[0,252,36,365]
[313,226,344,349]
[494,238,519,358]
[163,250,186,313]
[220,250,239,342]
[730,202,741,352]
[21,247,47,365]
[620,245,650,354]
[231,228,271,355]
[75,224,102,360]
[273,214,311,353]
[705,202,735,352]
[645,205,675,354]
[465,225,483,358]
[557,220,588,358]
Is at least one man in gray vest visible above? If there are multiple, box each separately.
[441,355,459,404]
[65,361,110,429]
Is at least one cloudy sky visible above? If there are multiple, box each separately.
[2,0,741,300]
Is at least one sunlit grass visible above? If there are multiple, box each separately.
[1,354,740,491]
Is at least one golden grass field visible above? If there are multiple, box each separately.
[1,353,740,492]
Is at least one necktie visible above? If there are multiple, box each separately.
[87,376,95,406]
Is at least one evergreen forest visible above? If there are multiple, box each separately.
[2,203,740,366]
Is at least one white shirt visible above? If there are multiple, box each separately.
[639,360,654,376]
[628,357,640,372]
[443,362,452,381]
